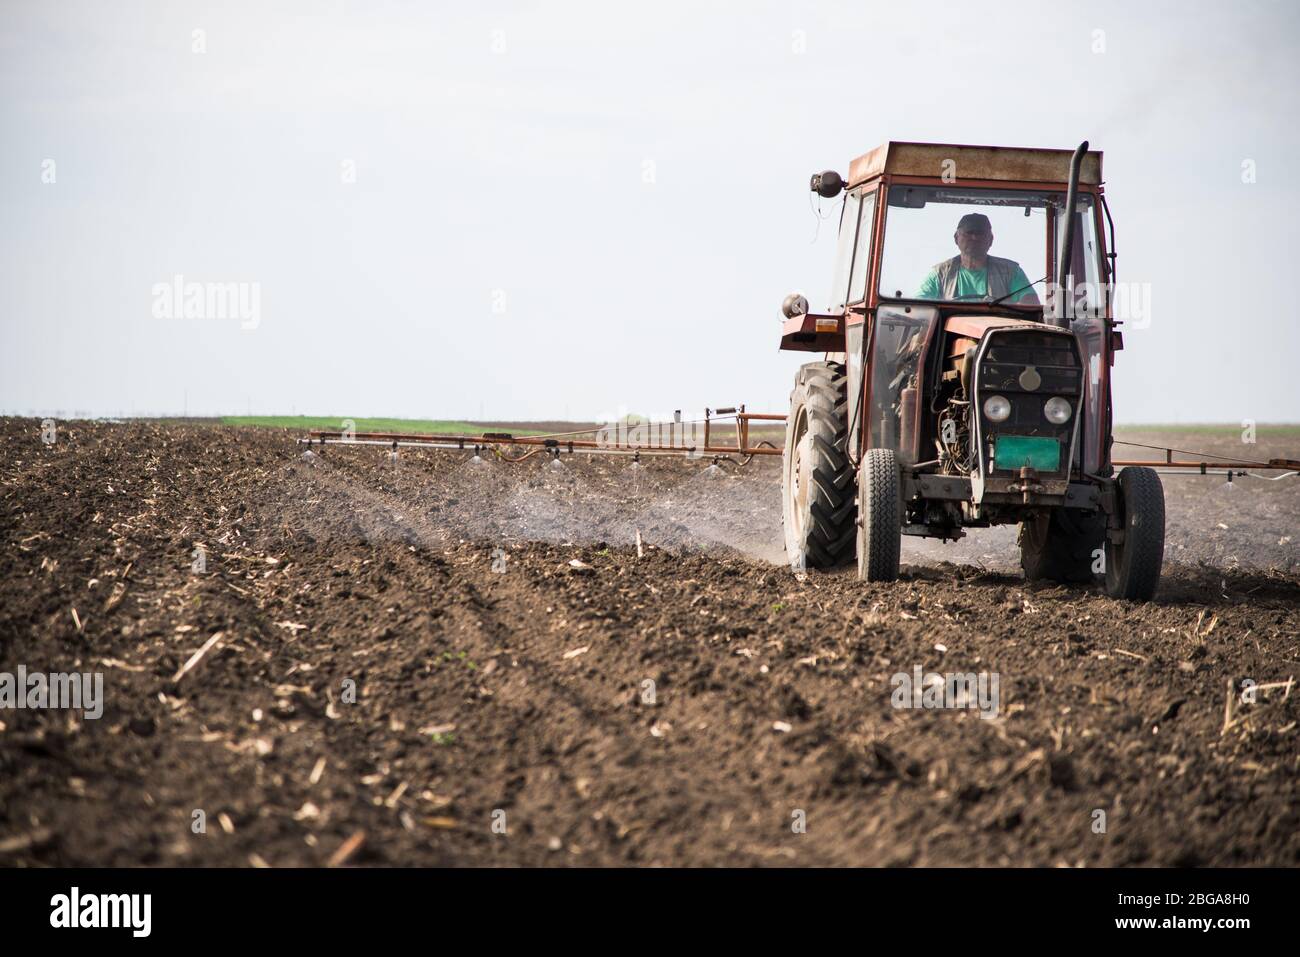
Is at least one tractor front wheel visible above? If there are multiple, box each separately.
[856,448,902,582]
[781,361,855,570]
[1104,466,1166,600]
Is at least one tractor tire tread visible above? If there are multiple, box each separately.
[1106,466,1165,600]
[858,448,902,582]
[782,361,856,569]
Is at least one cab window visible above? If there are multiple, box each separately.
[828,191,862,311]
[847,191,877,304]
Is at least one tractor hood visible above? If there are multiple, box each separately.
[942,314,1064,370]
[944,314,1042,340]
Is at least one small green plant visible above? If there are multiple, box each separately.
[439,650,478,670]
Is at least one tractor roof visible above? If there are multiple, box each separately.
[848,141,1103,188]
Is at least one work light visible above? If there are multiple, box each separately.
[983,395,1012,422]
[1043,397,1073,424]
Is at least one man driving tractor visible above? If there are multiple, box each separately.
[916,212,1038,304]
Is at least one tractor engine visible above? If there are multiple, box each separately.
[936,341,977,476]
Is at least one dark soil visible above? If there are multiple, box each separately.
[1,418,1297,866]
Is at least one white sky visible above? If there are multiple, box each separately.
[2,0,1297,423]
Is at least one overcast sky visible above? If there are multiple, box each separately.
[2,0,1297,424]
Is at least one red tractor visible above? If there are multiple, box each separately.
[779,141,1165,599]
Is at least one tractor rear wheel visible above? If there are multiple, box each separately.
[1019,508,1105,584]
[1104,466,1165,600]
[856,448,902,582]
[781,361,855,569]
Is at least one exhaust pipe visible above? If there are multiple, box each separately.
[1054,140,1088,328]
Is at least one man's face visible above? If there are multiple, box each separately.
[955,225,993,259]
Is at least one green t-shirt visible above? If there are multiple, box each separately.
[916,263,1035,303]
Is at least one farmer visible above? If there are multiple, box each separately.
[916,212,1038,304]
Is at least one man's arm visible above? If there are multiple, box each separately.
[915,268,941,300]
[1008,265,1039,304]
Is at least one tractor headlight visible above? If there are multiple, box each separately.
[983,395,1012,423]
[1043,396,1073,425]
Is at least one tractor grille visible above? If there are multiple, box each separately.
[983,334,1080,368]
[976,328,1083,476]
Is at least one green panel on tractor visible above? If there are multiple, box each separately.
[993,435,1061,472]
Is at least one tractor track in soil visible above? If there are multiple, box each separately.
[1,418,1298,866]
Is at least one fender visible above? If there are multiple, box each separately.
[779,312,845,352]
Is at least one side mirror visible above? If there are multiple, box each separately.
[782,293,809,320]
[810,170,844,199]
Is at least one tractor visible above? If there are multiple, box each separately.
[779,140,1166,600]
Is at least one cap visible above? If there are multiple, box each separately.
[956,213,992,233]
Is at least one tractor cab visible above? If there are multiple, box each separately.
[786,142,1115,472]
[780,142,1164,600]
